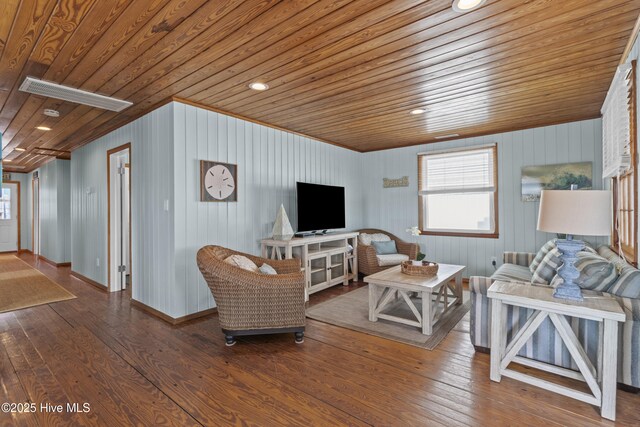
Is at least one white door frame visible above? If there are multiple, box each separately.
[32,177,39,255]
[107,143,131,292]
[0,180,20,252]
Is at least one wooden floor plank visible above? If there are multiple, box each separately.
[0,254,636,427]
[3,321,93,426]
[0,317,40,427]
[84,317,364,427]
[53,294,364,427]
[302,319,636,427]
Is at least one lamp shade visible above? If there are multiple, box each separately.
[537,190,612,236]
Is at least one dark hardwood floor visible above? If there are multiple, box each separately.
[1,254,638,426]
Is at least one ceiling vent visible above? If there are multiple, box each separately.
[19,77,132,112]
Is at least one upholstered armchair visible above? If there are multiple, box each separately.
[196,245,305,346]
[356,228,419,276]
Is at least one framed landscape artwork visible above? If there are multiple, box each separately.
[521,161,593,202]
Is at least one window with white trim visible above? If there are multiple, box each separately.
[607,61,637,265]
[418,144,498,237]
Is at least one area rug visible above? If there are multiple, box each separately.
[0,255,75,313]
[306,286,469,350]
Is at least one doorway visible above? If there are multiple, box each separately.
[0,181,20,252]
[107,144,131,293]
[32,176,39,256]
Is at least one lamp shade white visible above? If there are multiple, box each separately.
[537,190,612,236]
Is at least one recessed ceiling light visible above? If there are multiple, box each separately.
[36,126,51,131]
[452,0,486,13]
[14,148,25,152]
[435,133,460,139]
[248,82,269,91]
[410,109,426,115]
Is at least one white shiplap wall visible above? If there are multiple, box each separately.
[39,160,71,263]
[361,118,605,278]
[71,103,175,315]
[68,99,605,316]
[12,162,70,262]
[172,102,364,316]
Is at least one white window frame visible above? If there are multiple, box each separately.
[418,144,499,238]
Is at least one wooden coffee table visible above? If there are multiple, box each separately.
[364,264,465,335]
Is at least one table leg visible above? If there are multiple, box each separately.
[455,272,463,305]
[601,319,619,421]
[490,299,504,382]
[443,283,448,310]
[369,284,378,322]
[422,290,432,335]
[597,322,604,383]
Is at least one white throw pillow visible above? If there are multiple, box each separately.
[376,254,409,266]
[259,263,277,275]
[371,233,391,242]
[359,233,391,246]
[224,255,258,272]
[358,233,372,246]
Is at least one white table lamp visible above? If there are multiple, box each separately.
[537,188,612,301]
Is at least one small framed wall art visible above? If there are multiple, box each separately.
[200,160,237,202]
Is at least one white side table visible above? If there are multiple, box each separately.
[487,281,626,421]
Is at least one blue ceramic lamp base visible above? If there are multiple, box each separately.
[553,237,584,301]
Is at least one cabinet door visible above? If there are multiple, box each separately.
[309,255,329,289]
[328,252,346,284]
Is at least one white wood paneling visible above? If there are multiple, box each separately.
[361,118,605,278]
[37,159,70,263]
[71,103,175,314]
[57,160,71,262]
[12,163,69,261]
[70,101,362,318]
[173,101,364,317]
[68,98,605,317]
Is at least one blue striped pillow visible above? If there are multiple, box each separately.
[533,248,610,287]
[530,239,557,274]
[608,268,640,299]
[532,247,562,284]
[530,239,597,275]
[573,252,618,291]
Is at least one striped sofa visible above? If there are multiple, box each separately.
[470,246,640,389]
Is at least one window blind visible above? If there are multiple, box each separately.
[602,62,633,179]
[419,146,496,195]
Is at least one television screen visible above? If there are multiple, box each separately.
[296,182,345,232]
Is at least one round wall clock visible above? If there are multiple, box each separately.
[200,160,238,202]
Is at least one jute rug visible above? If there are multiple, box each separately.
[0,255,75,313]
[307,286,470,350]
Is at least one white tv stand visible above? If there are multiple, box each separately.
[261,232,359,296]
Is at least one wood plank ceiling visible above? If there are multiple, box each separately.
[1,0,639,171]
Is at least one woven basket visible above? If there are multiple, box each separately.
[401,260,439,276]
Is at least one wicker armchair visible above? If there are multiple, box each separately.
[196,245,306,346]
[356,228,419,276]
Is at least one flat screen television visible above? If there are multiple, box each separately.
[296,182,345,233]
